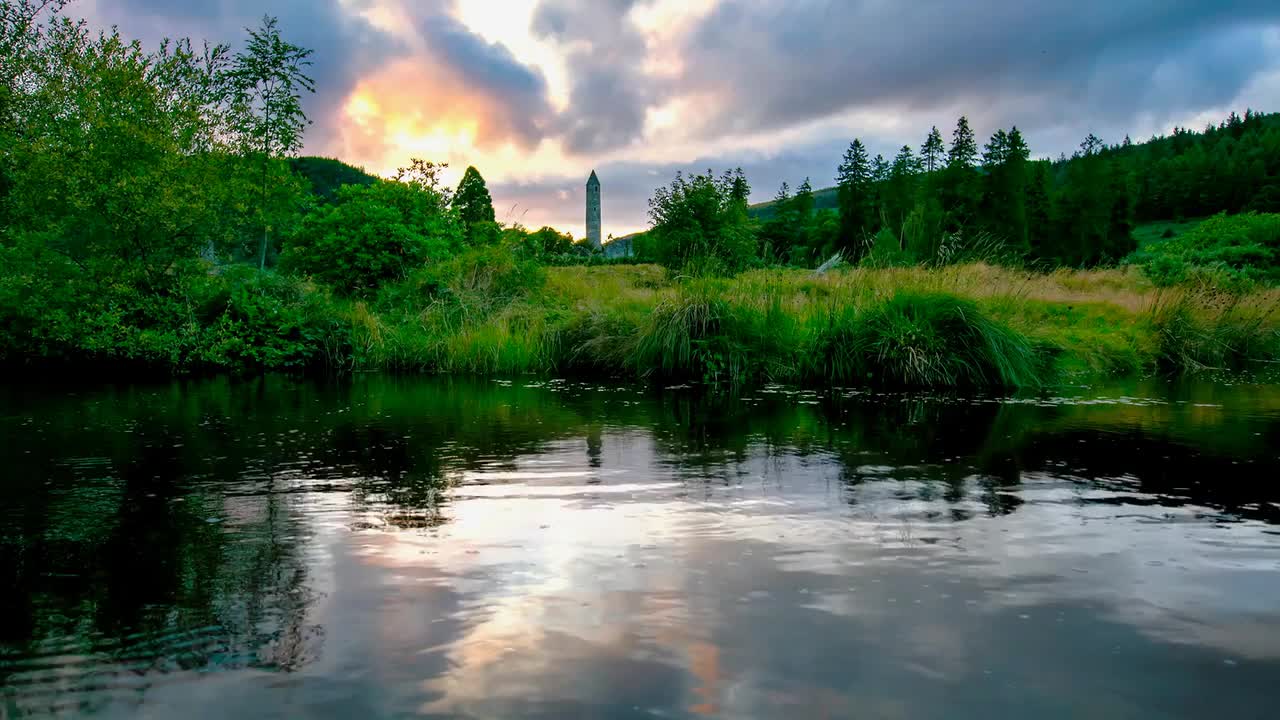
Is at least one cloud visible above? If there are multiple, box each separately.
[407,7,556,149]
[675,0,1280,138]
[531,0,660,154]
[83,0,1280,235]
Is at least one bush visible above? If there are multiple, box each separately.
[282,178,462,296]
[1132,212,1280,287]
[646,169,757,274]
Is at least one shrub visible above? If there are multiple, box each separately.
[282,178,462,296]
[1132,212,1280,287]
[646,169,757,274]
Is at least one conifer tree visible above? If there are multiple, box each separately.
[836,139,874,258]
[872,154,890,184]
[774,180,791,206]
[793,177,815,218]
[978,127,1030,254]
[937,116,982,231]
[947,116,979,169]
[761,180,798,262]
[884,145,919,232]
[453,165,496,243]
[921,126,944,173]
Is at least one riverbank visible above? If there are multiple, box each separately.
[370,261,1279,386]
[5,259,1278,387]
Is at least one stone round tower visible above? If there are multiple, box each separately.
[586,170,601,249]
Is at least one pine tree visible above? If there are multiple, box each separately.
[774,180,791,206]
[937,116,982,231]
[1079,133,1105,157]
[454,165,496,243]
[836,139,874,258]
[762,181,796,262]
[921,126,944,173]
[982,129,1009,167]
[1025,161,1052,261]
[978,127,1030,254]
[872,154,890,184]
[885,145,920,233]
[793,177,815,218]
[947,116,979,169]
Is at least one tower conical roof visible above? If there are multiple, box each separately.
[587,170,600,187]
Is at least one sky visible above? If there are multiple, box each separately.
[82,0,1280,238]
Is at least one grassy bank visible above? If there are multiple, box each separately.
[316,260,1280,387]
[6,252,1279,387]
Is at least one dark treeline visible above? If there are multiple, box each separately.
[750,111,1280,268]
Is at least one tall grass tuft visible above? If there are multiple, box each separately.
[1148,288,1280,373]
[630,282,739,381]
[831,291,1043,388]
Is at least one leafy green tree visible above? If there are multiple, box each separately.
[524,226,575,257]
[647,169,756,273]
[793,177,816,218]
[453,165,497,244]
[1047,134,1134,265]
[229,15,315,269]
[283,167,461,294]
[1025,161,1053,261]
[727,167,751,205]
[836,139,874,258]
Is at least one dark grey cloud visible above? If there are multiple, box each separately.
[531,0,658,154]
[678,0,1280,138]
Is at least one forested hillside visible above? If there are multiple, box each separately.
[750,111,1280,267]
[289,157,379,203]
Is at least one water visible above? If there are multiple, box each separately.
[2,376,1279,719]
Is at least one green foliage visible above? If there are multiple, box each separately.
[281,195,426,295]
[646,169,757,274]
[453,165,497,244]
[519,225,578,258]
[845,292,1041,387]
[979,126,1031,255]
[228,15,315,269]
[1131,212,1280,286]
[836,139,874,258]
[760,178,821,263]
[921,126,945,173]
[282,177,461,295]
[756,110,1280,271]
[289,156,378,202]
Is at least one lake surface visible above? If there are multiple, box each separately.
[2,375,1279,719]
